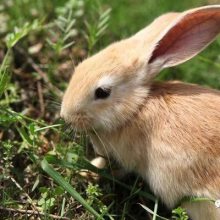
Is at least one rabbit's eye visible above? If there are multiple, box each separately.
[95,87,111,99]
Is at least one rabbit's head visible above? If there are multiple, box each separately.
[61,6,220,131]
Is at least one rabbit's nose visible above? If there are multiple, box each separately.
[60,105,70,121]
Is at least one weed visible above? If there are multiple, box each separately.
[84,1,111,54]
[172,207,189,220]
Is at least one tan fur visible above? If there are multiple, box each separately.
[61,5,220,219]
[91,82,220,205]
[182,201,220,220]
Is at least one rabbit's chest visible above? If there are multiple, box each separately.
[91,133,194,207]
[91,133,147,172]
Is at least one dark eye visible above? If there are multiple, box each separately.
[95,87,111,99]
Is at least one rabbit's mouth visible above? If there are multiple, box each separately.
[63,113,94,132]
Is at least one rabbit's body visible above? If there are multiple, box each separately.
[91,82,220,208]
[61,5,220,219]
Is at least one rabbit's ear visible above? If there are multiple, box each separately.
[147,5,220,76]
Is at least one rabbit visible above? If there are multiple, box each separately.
[61,5,220,220]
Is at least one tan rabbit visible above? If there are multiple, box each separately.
[61,5,220,220]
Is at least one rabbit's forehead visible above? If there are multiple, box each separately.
[74,59,127,85]
[74,63,120,87]
[97,75,116,87]
[76,40,140,73]
[72,39,144,90]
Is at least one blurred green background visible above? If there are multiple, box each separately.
[104,0,220,89]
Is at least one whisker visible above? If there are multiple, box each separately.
[49,100,61,107]
[83,122,93,157]
[45,92,61,102]
[72,125,77,140]
[91,127,115,182]
[47,104,61,111]
[69,124,77,140]
[62,123,70,133]
[46,97,62,111]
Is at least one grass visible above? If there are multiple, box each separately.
[0,0,220,219]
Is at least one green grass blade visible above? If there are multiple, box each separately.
[139,203,169,220]
[35,124,62,132]
[0,50,11,97]
[41,158,103,219]
[153,198,159,220]
[45,155,156,202]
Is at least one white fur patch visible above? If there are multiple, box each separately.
[97,75,117,87]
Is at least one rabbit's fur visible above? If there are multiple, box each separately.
[61,6,220,220]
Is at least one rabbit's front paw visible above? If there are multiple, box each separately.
[79,156,106,181]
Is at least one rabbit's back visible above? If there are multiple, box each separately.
[148,81,220,152]
[145,81,220,207]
